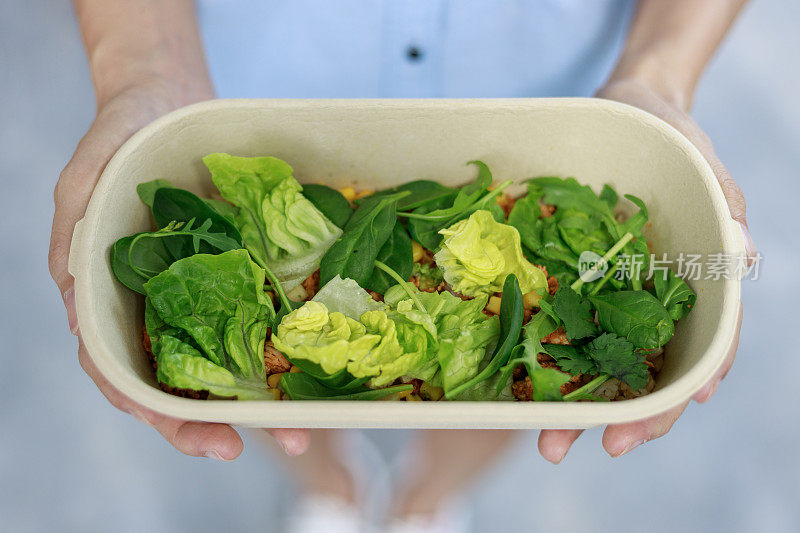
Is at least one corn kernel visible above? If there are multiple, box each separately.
[270,388,282,401]
[412,240,425,262]
[338,186,356,202]
[354,189,374,199]
[523,291,542,309]
[267,373,283,389]
[289,365,303,373]
[420,382,444,401]
[486,295,502,315]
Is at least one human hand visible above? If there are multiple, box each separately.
[49,80,311,460]
[537,78,755,463]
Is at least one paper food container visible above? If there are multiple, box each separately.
[68,99,744,429]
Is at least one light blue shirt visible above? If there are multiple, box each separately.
[197,0,635,99]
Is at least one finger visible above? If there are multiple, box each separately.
[537,429,584,464]
[693,301,743,403]
[602,401,689,457]
[49,103,155,328]
[264,428,312,456]
[78,338,243,460]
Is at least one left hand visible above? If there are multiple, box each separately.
[537,79,755,462]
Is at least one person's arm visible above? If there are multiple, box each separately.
[538,0,755,463]
[608,0,748,110]
[50,0,310,460]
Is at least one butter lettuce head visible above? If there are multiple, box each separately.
[204,153,342,289]
[273,300,436,388]
[434,209,547,297]
[272,301,381,376]
[143,250,275,399]
[384,284,501,393]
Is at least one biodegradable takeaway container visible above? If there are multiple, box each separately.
[68,99,744,428]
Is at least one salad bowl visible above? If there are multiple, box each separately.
[68,98,744,428]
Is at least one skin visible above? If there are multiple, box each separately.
[49,0,756,513]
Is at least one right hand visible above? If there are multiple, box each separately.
[49,80,311,460]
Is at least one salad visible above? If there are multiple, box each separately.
[111,155,696,402]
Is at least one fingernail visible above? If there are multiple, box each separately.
[546,450,568,465]
[737,221,757,266]
[279,440,292,455]
[203,449,229,461]
[63,287,79,335]
[616,438,648,457]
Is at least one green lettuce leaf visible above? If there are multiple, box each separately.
[312,275,385,318]
[144,250,274,379]
[434,209,547,297]
[272,301,381,376]
[203,153,342,289]
[384,285,501,392]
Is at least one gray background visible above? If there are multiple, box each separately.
[1,1,798,532]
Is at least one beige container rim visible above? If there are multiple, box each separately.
[69,98,744,428]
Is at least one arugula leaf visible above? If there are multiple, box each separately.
[584,333,648,391]
[301,184,354,228]
[358,180,457,211]
[319,191,408,287]
[551,286,598,341]
[654,269,696,320]
[152,188,242,243]
[402,161,511,250]
[280,372,412,400]
[365,221,413,293]
[589,290,674,349]
[446,274,524,398]
[543,344,597,376]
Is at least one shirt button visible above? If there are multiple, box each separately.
[406,46,424,62]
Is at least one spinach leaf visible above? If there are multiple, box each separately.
[654,269,696,320]
[508,184,543,250]
[286,358,370,391]
[110,219,243,294]
[551,286,598,341]
[446,274,524,399]
[584,333,648,391]
[589,290,674,349]
[152,187,242,245]
[359,180,457,211]
[301,184,354,228]
[319,191,408,287]
[280,372,413,400]
[136,179,175,208]
[365,221,413,293]
[407,196,452,251]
